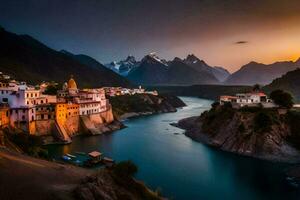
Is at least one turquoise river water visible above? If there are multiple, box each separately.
[47,97,300,200]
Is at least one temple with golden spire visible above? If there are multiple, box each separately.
[57,75,110,116]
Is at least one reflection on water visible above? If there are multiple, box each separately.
[47,97,300,200]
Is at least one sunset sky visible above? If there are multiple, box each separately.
[1,0,300,72]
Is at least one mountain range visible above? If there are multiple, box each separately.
[225,60,300,85]
[105,56,139,76]
[1,26,300,91]
[126,53,228,86]
[0,27,130,87]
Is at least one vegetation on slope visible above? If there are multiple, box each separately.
[3,130,49,159]
[109,94,186,117]
[178,101,300,161]
[0,27,130,87]
[264,68,300,102]
[74,160,162,200]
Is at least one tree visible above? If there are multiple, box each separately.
[270,90,294,108]
[44,84,60,95]
[211,102,220,110]
[252,84,261,92]
[254,111,272,132]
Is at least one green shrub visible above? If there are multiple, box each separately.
[211,102,220,110]
[286,111,300,148]
[9,133,49,158]
[254,111,272,132]
[238,123,246,133]
[239,106,262,113]
[201,104,234,134]
[113,160,138,178]
[270,90,294,108]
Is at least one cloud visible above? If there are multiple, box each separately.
[235,41,248,44]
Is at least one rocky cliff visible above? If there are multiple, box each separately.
[34,107,122,144]
[176,105,300,163]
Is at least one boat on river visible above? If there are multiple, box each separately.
[62,155,72,161]
[66,153,76,158]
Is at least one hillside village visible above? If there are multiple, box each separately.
[0,72,157,144]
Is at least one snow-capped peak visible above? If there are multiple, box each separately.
[144,52,168,66]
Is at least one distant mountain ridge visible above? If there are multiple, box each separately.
[264,68,300,102]
[126,53,221,86]
[0,27,130,87]
[182,54,230,82]
[105,55,140,76]
[225,60,300,86]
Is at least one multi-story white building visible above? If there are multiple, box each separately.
[57,77,109,116]
[0,74,57,132]
[220,92,273,108]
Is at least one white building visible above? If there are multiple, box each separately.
[57,77,110,116]
[0,77,57,131]
[220,92,273,108]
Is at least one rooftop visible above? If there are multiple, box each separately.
[88,151,102,158]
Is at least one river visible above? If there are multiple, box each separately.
[47,97,300,200]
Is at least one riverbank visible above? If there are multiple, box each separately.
[0,148,163,200]
[45,97,300,200]
[174,105,300,163]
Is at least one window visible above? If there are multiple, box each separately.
[2,98,8,103]
[22,115,25,120]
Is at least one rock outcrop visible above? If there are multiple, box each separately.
[176,105,300,163]
[0,148,162,200]
[34,107,121,144]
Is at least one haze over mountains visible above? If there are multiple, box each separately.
[225,60,300,85]
[1,26,300,91]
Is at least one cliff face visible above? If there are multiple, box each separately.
[34,107,120,144]
[177,105,300,162]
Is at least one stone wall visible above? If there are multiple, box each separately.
[6,107,115,143]
[99,107,114,123]
[35,120,56,136]
[64,116,80,137]
[87,107,114,126]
